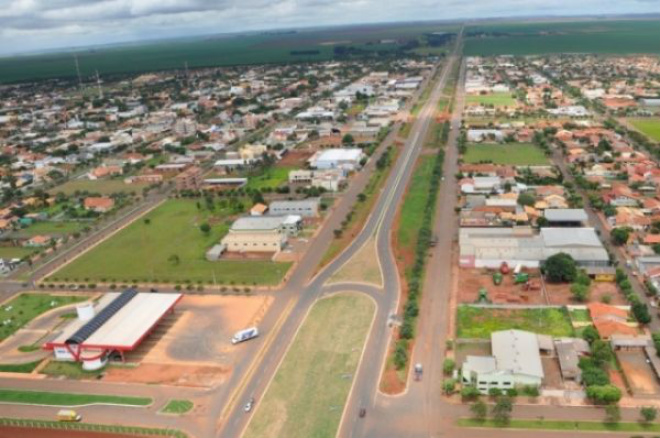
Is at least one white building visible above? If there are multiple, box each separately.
[308,148,365,171]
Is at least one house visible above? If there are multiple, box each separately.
[174,166,203,191]
[83,197,115,213]
[554,338,590,382]
[308,148,364,171]
[250,203,268,216]
[23,234,51,247]
[461,330,544,394]
[88,165,123,180]
[588,303,638,339]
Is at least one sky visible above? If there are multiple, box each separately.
[0,0,659,56]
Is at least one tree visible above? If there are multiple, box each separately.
[586,384,622,404]
[611,227,632,246]
[571,283,590,302]
[470,400,487,422]
[200,223,211,235]
[517,193,535,207]
[543,252,577,283]
[591,340,613,366]
[604,404,621,424]
[492,395,513,425]
[443,358,455,376]
[536,216,549,228]
[581,325,600,343]
[342,134,355,145]
[633,302,652,325]
[640,406,657,424]
[143,218,151,225]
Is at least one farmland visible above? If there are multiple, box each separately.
[456,306,574,339]
[464,20,660,56]
[463,143,548,165]
[629,118,660,142]
[49,199,291,285]
[244,293,374,438]
[0,22,458,84]
[466,92,517,107]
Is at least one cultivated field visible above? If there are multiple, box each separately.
[456,306,574,338]
[463,143,548,165]
[466,92,517,107]
[464,20,660,56]
[244,293,375,438]
[49,199,291,285]
[629,118,660,142]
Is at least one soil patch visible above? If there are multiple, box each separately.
[0,426,153,438]
[546,281,625,305]
[104,363,229,387]
[458,268,546,305]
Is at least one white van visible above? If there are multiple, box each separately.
[231,327,259,344]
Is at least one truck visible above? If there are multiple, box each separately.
[231,327,259,345]
[57,409,81,422]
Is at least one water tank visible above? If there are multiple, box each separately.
[76,303,95,321]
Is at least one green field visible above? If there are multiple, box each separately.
[0,389,151,407]
[397,156,435,254]
[50,199,290,285]
[629,118,660,142]
[466,92,517,107]
[244,293,375,438]
[456,306,574,339]
[0,293,88,341]
[246,166,294,190]
[19,221,85,237]
[0,247,38,260]
[160,399,194,415]
[463,143,548,165]
[458,418,660,433]
[0,361,42,374]
[465,20,660,55]
[0,23,457,84]
[54,179,145,196]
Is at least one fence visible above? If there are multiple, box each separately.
[0,418,188,438]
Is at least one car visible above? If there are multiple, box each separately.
[244,397,255,413]
[359,408,366,418]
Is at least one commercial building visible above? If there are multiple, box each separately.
[221,215,302,253]
[268,199,320,218]
[44,290,182,370]
[308,148,365,171]
[459,227,609,268]
[461,329,545,394]
[174,166,203,191]
[543,209,588,227]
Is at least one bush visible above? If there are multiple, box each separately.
[442,379,456,395]
[521,385,539,397]
[570,283,590,302]
[461,386,480,401]
[399,319,414,339]
[393,340,408,370]
[586,384,622,404]
[470,400,488,421]
[443,358,455,376]
[488,387,502,397]
[492,395,513,425]
[581,325,600,343]
[633,302,652,325]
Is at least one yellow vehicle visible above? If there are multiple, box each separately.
[56,409,82,422]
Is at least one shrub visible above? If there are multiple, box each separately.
[443,358,455,376]
[393,340,408,370]
[442,379,456,395]
[488,387,502,397]
[586,384,622,404]
[461,386,480,401]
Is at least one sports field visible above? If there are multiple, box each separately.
[0,23,457,84]
[463,143,548,165]
[465,20,660,55]
[466,92,517,107]
[629,118,660,142]
[244,293,375,438]
[49,199,291,285]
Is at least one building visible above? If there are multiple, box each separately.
[289,169,346,192]
[459,227,609,268]
[588,303,638,339]
[461,329,544,393]
[83,197,115,213]
[221,215,301,253]
[308,148,365,171]
[544,209,588,227]
[44,290,182,370]
[213,159,248,174]
[174,166,203,191]
[554,338,590,382]
[268,199,320,218]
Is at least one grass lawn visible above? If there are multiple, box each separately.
[244,293,375,438]
[53,179,145,196]
[0,247,38,260]
[40,361,106,379]
[463,143,548,166]
[49,199,291,285]
[0,388,151,406]
[160,399,194,415]
[19,221,86,237]
[456,306,574,339]
[0,360,42,373]
[397,156,435,256]
[0,293,88,341]
[458,418,660,433]
[568,308,591,323]
[466,92,517,107]
[629,118,660,142]
[246,166,294,190]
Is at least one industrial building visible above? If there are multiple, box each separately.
[44,290,182,370]
[268,199,320,218]
[308,148,365,171]
[221,215,302,253]
[459,226,609,268]
[543,209,588,227]
[461,329,546,393]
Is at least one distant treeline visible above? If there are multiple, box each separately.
[290,50,321,56]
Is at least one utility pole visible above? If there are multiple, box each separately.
[95,70,103,100]
[73,54,83,90]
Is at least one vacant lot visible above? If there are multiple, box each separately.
[0,293,87,341]
[53,179,145,196]
[456,306,574,339]
[0,247,38,260]
[617,349,660,396]
[466,92,517,107]
[246,166,295,190]
[50,200,290,285]
[629,118,660,142]
[463,143,548,165]
[19,221,85,237]
[244,293,374,438]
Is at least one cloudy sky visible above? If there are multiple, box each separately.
[0,0,658,56]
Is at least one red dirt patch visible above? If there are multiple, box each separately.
[458,268,546,305]
[278,149,314,166]
[0,427,151,438]
[546,281,626,306]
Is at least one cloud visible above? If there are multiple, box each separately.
[0,0,658,55]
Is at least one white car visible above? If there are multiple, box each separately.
[244,397,255,413]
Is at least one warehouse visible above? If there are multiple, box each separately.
[221,215,302,253]
[459,226,609,268]
[44,289,182,370]
[544,209,588,227]
[268,199,320,218]
[308,148,365,171]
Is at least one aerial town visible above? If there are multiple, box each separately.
[2,10,660,438]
